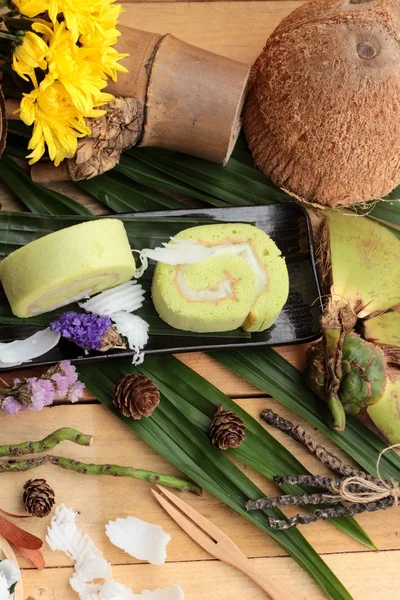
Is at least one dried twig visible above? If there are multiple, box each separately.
[261,409,378,482]
[267,497,394,530]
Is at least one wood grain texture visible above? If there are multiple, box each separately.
[0,345,306,400]
[120,1,304,63]
[0,401,394,573]
[23,551,400,600]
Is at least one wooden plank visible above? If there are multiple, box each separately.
[22,549,400,600]
[0,401,394,573]
[120,1,304,63]
[0,344,306,400]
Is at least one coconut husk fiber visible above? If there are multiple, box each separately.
[243,0,400,208]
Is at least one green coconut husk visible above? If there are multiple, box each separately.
[305,211,400,440]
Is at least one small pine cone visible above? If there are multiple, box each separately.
[23,479,55,518]
[112,374,160,419]
[210,404,246,450]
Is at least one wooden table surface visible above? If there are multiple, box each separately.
[1,2,399,599]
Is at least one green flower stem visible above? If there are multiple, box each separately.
[0,428,95,457]
[328,395,346,431]
[0,455,202,495]
[0,30,17,41]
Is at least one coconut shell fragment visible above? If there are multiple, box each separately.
[244,0,400,208]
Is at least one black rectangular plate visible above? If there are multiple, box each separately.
[0,203,322,370]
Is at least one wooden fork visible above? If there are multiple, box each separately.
[152,485,301,600]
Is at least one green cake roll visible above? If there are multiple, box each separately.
[151,223,289,333]
[0,219,136,318]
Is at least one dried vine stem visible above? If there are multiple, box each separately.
[261,409,379,482]
[267,498,394,530]
[0,455,201,495]
[0,428,94,457]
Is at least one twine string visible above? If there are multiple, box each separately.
[330,444,400,505]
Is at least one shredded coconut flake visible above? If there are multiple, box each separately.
[137,238,214,268]
[105,517,171,565]
[110,312,149,365]
[79,282,145,316]
[46,504,112,591]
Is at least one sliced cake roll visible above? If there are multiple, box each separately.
[152,223,289,333]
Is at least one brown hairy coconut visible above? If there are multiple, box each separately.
[243,0,400,208]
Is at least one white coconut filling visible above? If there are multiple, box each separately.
[175,241,267,302]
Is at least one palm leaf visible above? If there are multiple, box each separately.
[76,170,187,213]
[211,348,400,480]
[78,356,354,600]
[137,354,374,549]
[0,155,91,216]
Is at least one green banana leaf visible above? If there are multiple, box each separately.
[211,348,400,480]
[78,356,355,600]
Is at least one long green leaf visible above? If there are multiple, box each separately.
[0,155,92,216]
[116,155,229,207]
[76,170,186,213]
[78,357,354,600]
[128,144,290,205]
[138,354,374,549]
[212,348,400,480]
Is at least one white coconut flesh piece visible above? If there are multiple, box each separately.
[79,281,145,316]
[105,517,171,565]
[110,312,149,365]
[0,328,60,367]
[47,505,184,600]
[0,574,9,600]
[0,560,20,590]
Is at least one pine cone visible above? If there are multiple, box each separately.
[23,479,55,518]
[210,404,246,450]
[112,374,160,419]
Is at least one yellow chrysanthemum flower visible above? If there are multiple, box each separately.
[33,20,114,115]
[20,83,92,166]
[14,0,124,40]
[12,31,48,87]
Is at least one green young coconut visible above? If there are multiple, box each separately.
[305,210,400,440]
[305,333,387,431]
[363,311,400,348]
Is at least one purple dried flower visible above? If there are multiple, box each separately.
[67,380,85,403]
[2,396,22,415]
[25,378,55,410]
[50,312,112,351]
[59,360,78,385]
